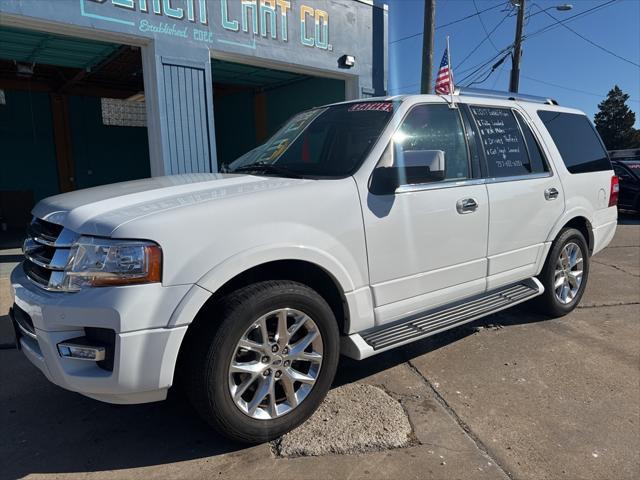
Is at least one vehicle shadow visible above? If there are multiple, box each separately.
[0,353,247,479]
[0,303,550,479]
[334,303,550,387]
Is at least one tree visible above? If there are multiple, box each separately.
[594,85,640,150]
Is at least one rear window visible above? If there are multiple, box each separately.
[470,106,548,178]
[537,111,611,174]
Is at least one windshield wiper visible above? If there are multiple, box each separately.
[231,162,304,178]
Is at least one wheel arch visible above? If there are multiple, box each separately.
[168,247,356,334]
[547,211,594,254]
[199,259,350,334]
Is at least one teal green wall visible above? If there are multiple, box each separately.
[213,90,256,168]
[0,91,150,206]
[265,77,345,136]
[0,90,59,202]
[68,96,150,189]
[213,77,345,169]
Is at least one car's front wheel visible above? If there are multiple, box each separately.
[185,280,340,443]
[535,227,590,317]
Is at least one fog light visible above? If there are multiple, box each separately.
[58,338,106,361]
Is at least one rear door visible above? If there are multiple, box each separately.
[534,110,617,254]
[467,104,564,290]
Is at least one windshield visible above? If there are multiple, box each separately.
[227,102,396,178]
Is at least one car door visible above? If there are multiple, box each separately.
[467,104,564,290]
[360,103,489,326]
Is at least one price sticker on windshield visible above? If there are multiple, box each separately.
[348,102,393,113]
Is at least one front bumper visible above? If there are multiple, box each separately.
[10,265,191,404]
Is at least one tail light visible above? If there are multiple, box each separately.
[609,175,619,207]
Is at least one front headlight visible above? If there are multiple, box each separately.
[62,236,162,291]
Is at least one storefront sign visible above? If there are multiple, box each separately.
[84,0,331,50]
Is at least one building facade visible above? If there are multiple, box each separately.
[0,0,387,228]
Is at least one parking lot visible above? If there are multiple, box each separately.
[1,218,638,480]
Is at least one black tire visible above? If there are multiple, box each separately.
[185,280,340,444]
[535,228,590,317]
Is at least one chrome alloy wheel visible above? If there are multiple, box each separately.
[228,308,323,420]
[554,242,584,304]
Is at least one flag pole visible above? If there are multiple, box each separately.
[447,36,456,108]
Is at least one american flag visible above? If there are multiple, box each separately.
[435,47,454,95]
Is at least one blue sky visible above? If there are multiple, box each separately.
[386,0,640,126]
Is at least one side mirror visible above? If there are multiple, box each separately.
[369,149,446,195]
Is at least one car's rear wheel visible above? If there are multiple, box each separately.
[535,227,590,317]
[185,280,339,443]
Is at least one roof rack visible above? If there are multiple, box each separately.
[456,87,558,106]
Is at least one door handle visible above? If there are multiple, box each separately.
[456,197,478,214]
[544,187,559,200]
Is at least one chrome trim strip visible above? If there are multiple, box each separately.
[28,227,78,248]
[24,248,69,271]
[47,271,68,291]
[16,321,37,340]
[22,238,40,254]
[53,228,80,248]
[395,178,486,194]
[13,313,37,340]
[30,234,57,247]
[24,267,74,292]
[484,172,552,184]
[23,252,51,269]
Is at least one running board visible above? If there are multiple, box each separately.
[341,278,543,360]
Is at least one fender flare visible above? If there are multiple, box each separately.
[167,244,357,328]
[545,207,594,244]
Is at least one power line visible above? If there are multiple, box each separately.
[491,55,508,88]
[457,46,510,76]
[473,0,501,52]
[463,51,512,87]
[437,1,507,30]
[532,4,640,68]
[521,74,640,103]
[457,0,620,79]
[524,0,618,40]
[457,43,514,82]
[389,1,506,45]
[454,7,514,70]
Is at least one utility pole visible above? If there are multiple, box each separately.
[509,0,525,93]
[420,0,436,94]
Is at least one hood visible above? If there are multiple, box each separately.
[33,173,307,237]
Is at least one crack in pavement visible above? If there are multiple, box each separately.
[592,259,640,278]
[578,301,640,309]
[404,361,515,480]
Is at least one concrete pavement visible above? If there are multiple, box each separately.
[0,221,638,480]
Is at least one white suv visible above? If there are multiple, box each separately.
[10,89,618,443]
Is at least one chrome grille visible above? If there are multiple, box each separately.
[23,217,78,291]
[12,304,37,340]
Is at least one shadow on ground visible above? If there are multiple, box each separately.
[1,304,550,479]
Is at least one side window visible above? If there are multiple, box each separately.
[513,111,549,174]
[391,104,470,181]
[470,106,532,177]
[537,111,611,174]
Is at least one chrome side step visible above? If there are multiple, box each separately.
[341,278,543,360]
